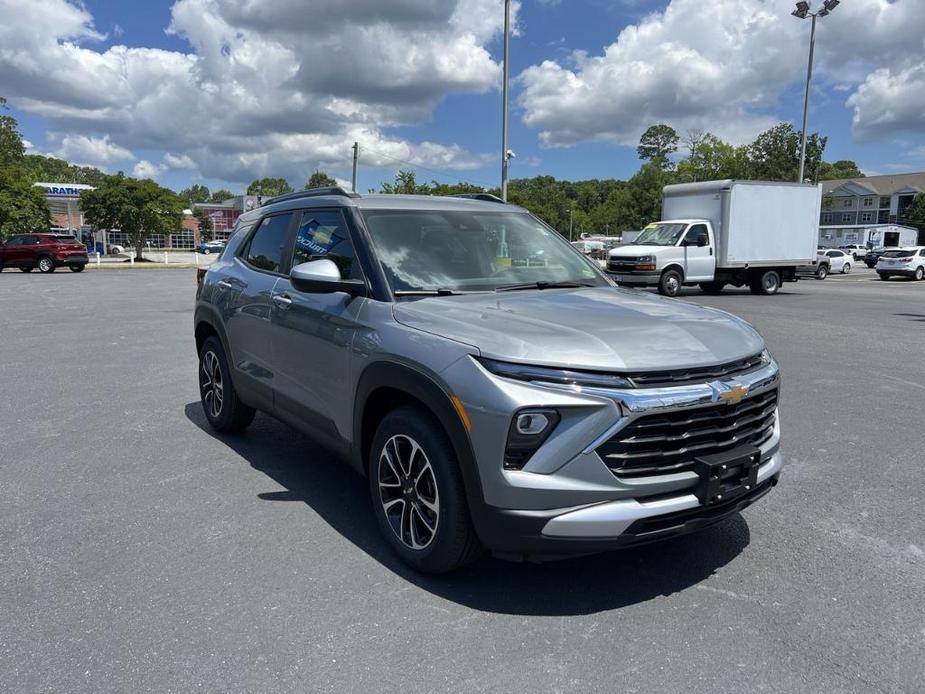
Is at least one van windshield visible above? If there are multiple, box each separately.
[633,223,688,246]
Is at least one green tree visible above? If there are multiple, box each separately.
[80,174,183,260]
[902,193,925,243]
[676,134,750,182]
[380,170,431,195]
[193,207,214,241]
[23,154,107,186]
[747,123,827,182]
[246,177,293,197]
[0,166,51,239]
[208,189,234,203]
[429,181,485,196]
[0,97,25,166]
[817,160,864,181]
[179,183,210,206]
[305,170,337,189]
[637,124,679,167]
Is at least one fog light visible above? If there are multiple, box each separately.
[516,412,549,435]
[504,408,560,470]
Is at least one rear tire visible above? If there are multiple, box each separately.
[369,405,482,573]
[37,256,55,273]
[657,269,683,297]
[69,264,85,273]
[198,335,255,433]
[749,270,780,295]
[815,264,828,280]
[878,273,890,281]
[20,267,32,273]
[842,263,850,274]
[914,267,924,281]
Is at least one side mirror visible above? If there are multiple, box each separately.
[290,259,367,297]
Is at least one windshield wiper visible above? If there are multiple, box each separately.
[495,280,597,292]
[394,288,488,296]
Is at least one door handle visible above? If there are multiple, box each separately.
[272,293,293,309]
[216,280,233,289]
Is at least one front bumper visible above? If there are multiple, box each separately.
[606,270,660,284]
[443,355,782,557]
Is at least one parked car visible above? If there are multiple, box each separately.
[876,247,925,281]
[864,247,895,268]
[0,233,88,273]
[196,240,226,254]
[821,249,853,274]
[839,244,867,261]
[796,251,830,279]
[195,188,783,572]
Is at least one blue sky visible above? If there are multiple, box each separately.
[3,0,924,194]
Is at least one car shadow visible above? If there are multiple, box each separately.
[893,313,925,323]
[185,402,752,616]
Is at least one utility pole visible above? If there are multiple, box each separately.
[500,0,511,202]
[568,208,573,241]
[793,1,839,183]
[351,142,359,192]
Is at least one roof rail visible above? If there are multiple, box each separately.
[448,193,506,204]
[263,187,360,206]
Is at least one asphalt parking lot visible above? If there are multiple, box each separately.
[1,268,923,693]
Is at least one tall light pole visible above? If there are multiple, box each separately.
[792,0,839,183]
[500,0,511,201]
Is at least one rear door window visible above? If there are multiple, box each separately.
[243,214,293,273]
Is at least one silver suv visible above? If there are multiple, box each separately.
[194,188,782,573]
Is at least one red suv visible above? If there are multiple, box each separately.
[0,233,89,273]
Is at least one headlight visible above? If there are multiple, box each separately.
[476,357,634,390]
[504,408,561,470]
[636,255,655,263]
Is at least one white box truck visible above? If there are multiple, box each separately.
[607,180,821,296]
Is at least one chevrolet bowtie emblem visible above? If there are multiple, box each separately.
[718,384,749,405]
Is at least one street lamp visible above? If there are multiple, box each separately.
[500,0,512,201]
[792,0,839,183]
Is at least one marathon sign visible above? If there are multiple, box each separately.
[45,186,84,198]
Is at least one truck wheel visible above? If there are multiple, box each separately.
[749,270,780,295]
[815,264,828,280]
[698,281,725,294]
[37,256,55,273]
[657,269,683,297]
[369,405,482,573]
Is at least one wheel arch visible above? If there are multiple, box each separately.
[353,361,485,512]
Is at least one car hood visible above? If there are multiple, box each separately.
[392,287,765,371]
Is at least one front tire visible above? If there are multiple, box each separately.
[369,405,482,573]
[198,335,255,433]
[37,256,55,273]
[842,263,850,274]
[749,270,781,295]
[657,269,683,297]
[815,264,828,280]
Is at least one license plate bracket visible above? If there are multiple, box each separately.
[694,445,761,506]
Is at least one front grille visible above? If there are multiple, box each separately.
[597,388,778,478]
[608,259,641,271]
[628,353,766,388]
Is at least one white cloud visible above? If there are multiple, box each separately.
[848,65,925,142]
[518,0,925,148]
[132,159,166,179]
[164,152,196,169]
[0,0,511,183]
[50,133,135,166]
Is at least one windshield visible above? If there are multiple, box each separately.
[361,209,607,293]
[633,223,688,246]
[881,250,914,258]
